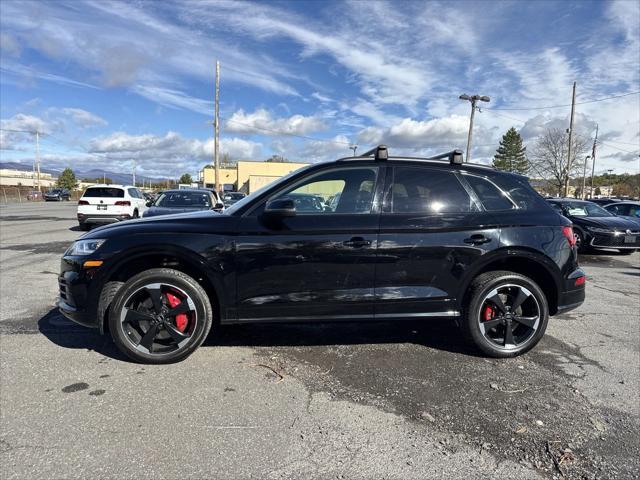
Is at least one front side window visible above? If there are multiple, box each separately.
[389,167,475,214]
[268,167,378,214]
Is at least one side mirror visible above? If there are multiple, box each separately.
[213,202,225,210]
[264,198,296,217]
[146,201,153,207]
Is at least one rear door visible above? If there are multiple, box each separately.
[375,164,499,318]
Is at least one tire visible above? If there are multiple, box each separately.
[108,268,213,364]
[97,281,124,333]
[574,228,589,253]
[461,271,549,358]
[132,209,139,219]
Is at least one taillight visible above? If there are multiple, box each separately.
[562,226,576,247]
[78,200,89,205]
[115,201,131,206]
[574,276,586,286]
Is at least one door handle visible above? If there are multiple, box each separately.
[343,237,372,248]
[464,234,492,245]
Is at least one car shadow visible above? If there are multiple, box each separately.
[38,307,477,362]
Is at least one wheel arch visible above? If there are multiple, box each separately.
[459,248,561,316]
[98,246,224,334]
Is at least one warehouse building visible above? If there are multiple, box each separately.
[200,160,310,194]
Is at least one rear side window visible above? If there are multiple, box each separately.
[489,174,547,210]
[390,167,476,214]
[463,175,514,211]
[128,188,139,198]
[83,188,124,198]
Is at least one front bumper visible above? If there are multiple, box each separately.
[589,230,640,249]
[57,256,103,330]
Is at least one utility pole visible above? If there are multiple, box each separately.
[459,94,490,162]
[132,160,136,187]
[35,131,41,191]
[214,60,220,194]
[589,124,598,199]
[565,82,576,197]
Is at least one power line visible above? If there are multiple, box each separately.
[487,90,640,111]
[601,139,640,147]
[598,141,639,154]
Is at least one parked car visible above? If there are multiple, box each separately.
[26,190,42,201]
[143,189,220,218]
[589,198,618,206]
[604,201,640,224]
[58,145,585,363]
[44,188,71,201]
[547,198,640,254]
[222,192,246,207]
[77,185,147,230]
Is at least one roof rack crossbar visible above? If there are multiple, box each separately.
[359,144,388,161]
[427,149,464,165]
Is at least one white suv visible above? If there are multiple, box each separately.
[77,185,148,230]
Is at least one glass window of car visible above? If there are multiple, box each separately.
[563,201,613,217]
[268,167,378,214]
[82,187,125,198]
[463,175,515,211]
[390,167,476,214]
[127,188,139,198]
[155,191,212,208]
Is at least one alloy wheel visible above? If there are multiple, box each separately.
[477,284,541,351]
[119,283,197,355]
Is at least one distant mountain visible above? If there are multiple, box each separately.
[0,161,168,184]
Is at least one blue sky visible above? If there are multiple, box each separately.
[1,0,638,179]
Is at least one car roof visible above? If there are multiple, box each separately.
[547,198,594,204]
[160,189,212,194]
[85,184,131,188]
[606,201,640,205]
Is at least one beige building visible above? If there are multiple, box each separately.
[0,169,57,188]
[200,161,310,194]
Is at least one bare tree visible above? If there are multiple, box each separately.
[529,128,590,197]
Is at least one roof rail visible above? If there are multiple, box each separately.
[359,144,388,161]
[426,149,464,165]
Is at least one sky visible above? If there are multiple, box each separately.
[1,0,639,179]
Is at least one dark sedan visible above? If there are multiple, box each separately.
[222,192,246,207]
[143,189,220,218]
[604,201,640,225]
[548,199,640,254]
[44,188,71,201]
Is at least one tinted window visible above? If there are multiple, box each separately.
[561,202,612,217]
[489,174,546,210]
[270,167,378,214]
[82,187,124,198]
[156,191,212,208]
[390,167,475,214]
[128,188,138,198]
[464,175,515,211]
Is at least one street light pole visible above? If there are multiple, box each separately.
[459,94,490,162]
[349,145,358,156]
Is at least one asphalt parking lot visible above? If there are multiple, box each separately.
[1,202,638,479]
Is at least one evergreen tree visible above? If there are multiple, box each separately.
[57,168,78,190]
[492,127,529,174]
[179,173,193,184]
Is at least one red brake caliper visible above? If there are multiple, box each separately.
[165,291,188,332]
[483,305,495,321]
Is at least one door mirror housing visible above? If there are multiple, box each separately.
[264,198,296,217]
[146,201,153,207]
[213,202,225,211]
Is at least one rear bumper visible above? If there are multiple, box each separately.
[78,213,131,224]
[556,268,586,314]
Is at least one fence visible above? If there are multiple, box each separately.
[0,187,82,204]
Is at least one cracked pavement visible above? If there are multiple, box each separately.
[1,202,638,479]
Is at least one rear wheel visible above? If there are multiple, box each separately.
[462,271,549,358]
[108,268,212,363]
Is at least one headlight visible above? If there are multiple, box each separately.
[586,226,611,234]
[66,239,106,256]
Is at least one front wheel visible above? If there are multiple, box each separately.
[462,271,549,358]
[108,268,213,363]
[574,229,589,253]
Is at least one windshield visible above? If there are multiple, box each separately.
[563,202,613,217]
[155,191,212,208]
[83,187,124,198]
[224,164,313,215]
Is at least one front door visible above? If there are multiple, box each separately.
[233,165,383,322]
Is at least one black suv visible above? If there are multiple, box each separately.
[58,146,585,363]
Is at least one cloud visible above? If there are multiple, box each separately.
[0,114,56,150]
[225,109,327,136]
[132,85,213,116]
[61,108,107,128]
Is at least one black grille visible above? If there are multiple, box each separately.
[591,232,640,248]
[58,278,67,300]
